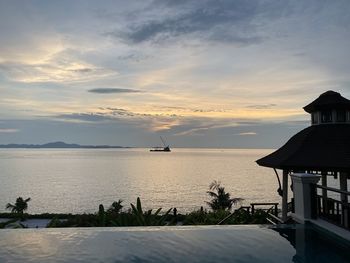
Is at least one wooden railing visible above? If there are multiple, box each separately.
[217,202,279,225]
[314,185,350,230]
[251,203,281,225]
[251,202,279,216]
[266,212,284,225]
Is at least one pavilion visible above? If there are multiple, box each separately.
[256,91,350,234]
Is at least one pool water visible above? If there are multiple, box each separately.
[0,224,349,263]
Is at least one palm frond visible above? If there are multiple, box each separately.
[206,191,219,198]
[209,180,221,191]
[231,198,244,204]
[207,180,243,211]
[6,203,15,209]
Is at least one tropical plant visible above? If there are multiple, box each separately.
[206,181,243,211]
[98,204,106,227]
[108,199,123,214]
[130,197,172,226]
[6,197,31,219]
[183,209,231,225]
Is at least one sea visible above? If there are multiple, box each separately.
[0,148,288,214]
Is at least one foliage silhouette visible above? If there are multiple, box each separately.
[183,208,268,225]
[98,204,106,227]
[46,198,172,227]
[108,199,123,214]
[6,197,31,220]
[129,197,172,226]
[206,181,243,211]
[10,182,272,228]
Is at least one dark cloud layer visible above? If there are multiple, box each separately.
[113,0,270,44]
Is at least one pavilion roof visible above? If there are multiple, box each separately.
[256,124,350,172]
[303,90,350,113]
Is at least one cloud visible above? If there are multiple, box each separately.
[0,58,116,83]
[0,128,19,133]
[173,120,256,136]
[88,88,142,94]
[236,132,257,136]
[246,104,277,109]
[54,113,116,123]
[52,111,180,133]
[53,107,181,131]
[54,109,138,123]
[70,68,94,73]
[174,126,211,136]
[113,0,267,44]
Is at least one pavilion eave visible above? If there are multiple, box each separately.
[256,124,350,173]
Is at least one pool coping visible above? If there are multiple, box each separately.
[309,219,350,242]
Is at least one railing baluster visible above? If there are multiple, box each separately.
[317,196,321,215]
[347,205,350,230]
[336,202,339,217]
[315,184,350,230]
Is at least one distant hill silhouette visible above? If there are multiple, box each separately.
[0,141,129,149]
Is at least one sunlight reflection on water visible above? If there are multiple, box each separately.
[0,225,349,263]
[0,148,280,213]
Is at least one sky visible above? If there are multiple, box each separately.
[0,0,349,148]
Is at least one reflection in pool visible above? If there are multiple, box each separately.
[0,224,349,263]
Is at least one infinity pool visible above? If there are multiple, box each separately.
[0,224,349,263]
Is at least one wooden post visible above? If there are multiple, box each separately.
[321,172,327,213]
[274,204,278,216]
[282,170,289,222]
[340,172,348,228]
[310,183,317,219]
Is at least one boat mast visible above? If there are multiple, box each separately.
[160,136,167,147]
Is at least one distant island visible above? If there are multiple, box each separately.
[0,141,130,149]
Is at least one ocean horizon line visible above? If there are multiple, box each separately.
[0,142,276,150]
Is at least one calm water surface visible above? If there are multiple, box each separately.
[0,225,349,263]
[0,148,281,214]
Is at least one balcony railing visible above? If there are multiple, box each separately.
[313,185,350,230]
